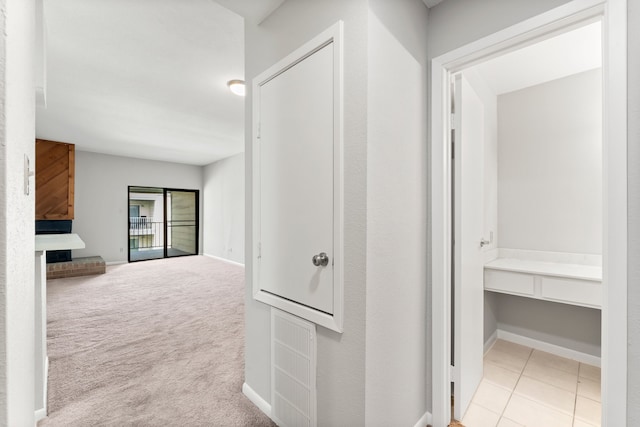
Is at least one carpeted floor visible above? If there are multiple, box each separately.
[39,255,275,427]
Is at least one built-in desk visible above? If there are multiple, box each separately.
[34,233,85,421]
[484,253,602,310]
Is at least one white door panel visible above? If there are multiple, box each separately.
[258,43,334,314]
[453,74,485,420]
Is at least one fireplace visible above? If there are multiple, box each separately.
[35,220,72,263]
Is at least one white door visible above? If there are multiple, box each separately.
[257,42,335,315]
[453,74,485,420]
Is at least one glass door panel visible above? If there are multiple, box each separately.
[128,186,166,262]
[166,190,198,257]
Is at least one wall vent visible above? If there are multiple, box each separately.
[271,308,317,427]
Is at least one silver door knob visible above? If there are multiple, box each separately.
[312,252,329,267]
[480,231,494,247]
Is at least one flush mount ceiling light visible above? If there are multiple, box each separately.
[227,79,245,97]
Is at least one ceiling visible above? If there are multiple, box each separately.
[37,0,258,166]
[470,21,602,95]
[422,0,445,7]
[39,0,452,167]
[44,0,589,168]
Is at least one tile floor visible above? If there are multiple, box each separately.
[461,339,601,427]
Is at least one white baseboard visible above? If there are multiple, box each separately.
[413,410,432,427]
[497,329,601,367]
[35,356,49,421]
[242,382,272,419]
[35,408,47,422]
[45,355,49,403]
[106,261,127,266]
[484,330,498,355]
[203,253,245,268]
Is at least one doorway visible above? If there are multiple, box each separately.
[430,1,627,426]
[128,186,199,262]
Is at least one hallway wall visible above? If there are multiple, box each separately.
[244,1,429,425]
[0,0,36,424]
[366,0,429,424]
[627,0,640,423]
[427,0,573,58]
[244,1,369,424]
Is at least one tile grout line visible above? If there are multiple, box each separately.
[519,349,583,420]
[573,362,582,427]
[483,341,600,427]
[496,346,534,426]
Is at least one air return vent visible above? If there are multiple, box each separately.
[271,308,317,427]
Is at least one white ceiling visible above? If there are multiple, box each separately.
[216,0,285,24]
[470,21,602,95]
[38,0,595,167]
[422,0,445,8]
[37,0,256,166]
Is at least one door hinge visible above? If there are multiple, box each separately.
[257,242,262,259]
[451,129,455,159]
[450,364,458,382]
[257,122,261,139]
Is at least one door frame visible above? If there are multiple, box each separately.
[430,0,627,426]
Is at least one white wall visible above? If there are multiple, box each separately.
[628,0,640,423]
[245,1,369,424]
[495,293,601,356]
[0,0,36,424]
[203,153,245,264]
[427,0,573,59]
[484,291,498,344]
[366,0,428,425]
[245,1,430,424]
[497,69,602,254]
[73,151,203,263]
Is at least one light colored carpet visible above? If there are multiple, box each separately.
[39,255,275,427]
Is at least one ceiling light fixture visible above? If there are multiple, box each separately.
[227,79,245,97]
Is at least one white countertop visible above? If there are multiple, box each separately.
[484,257,602,282]
[35,233,85,251]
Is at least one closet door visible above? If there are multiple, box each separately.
[257,42,335,315]
[253,22,343,333]
[453,74,486,420]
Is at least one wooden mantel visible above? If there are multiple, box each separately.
[35,139,75,220]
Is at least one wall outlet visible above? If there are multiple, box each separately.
[120,248,124,253]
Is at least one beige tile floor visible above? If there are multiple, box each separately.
[462,339,601,427]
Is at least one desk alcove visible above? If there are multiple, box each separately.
[482,249,603,365]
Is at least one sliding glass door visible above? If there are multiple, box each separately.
[128,186,199,262]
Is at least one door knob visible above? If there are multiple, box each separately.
[312,252,329,267]
[480,231,494,248]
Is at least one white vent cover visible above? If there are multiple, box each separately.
[271,308,317,427]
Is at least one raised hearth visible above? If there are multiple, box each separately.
[47,256,106,280]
